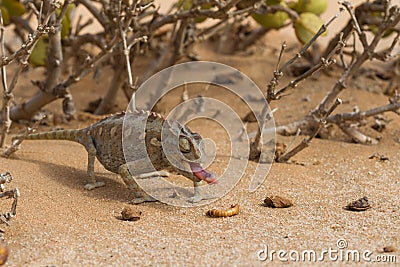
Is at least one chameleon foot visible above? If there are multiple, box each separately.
[188,194,214,203]
[84,181,105,190]
[129,195,157,204]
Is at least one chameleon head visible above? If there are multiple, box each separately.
[163,121,218,184]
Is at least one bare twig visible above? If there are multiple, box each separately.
[75,16,94,35]
[273,32,345,100]
[338,124,378,144]
[95,3,139,114]
[373,32,399,61]
[266,9,344,103]
[8,1,72,121]
[0,3,53,68]
[149,0,244,30]
[0,171,19,222]
[3,103,46,158]
[0,10,10,148]
[327,93,400,123]
[313,2,400,119]
[277,98,342,162]
[341,1,369,49]
[2,123,39,158]
[76,0,110,29]
[2,0,258,119]
[273,2,400,147]
[250,10,343,160]
[322,1,386,58]
[252,1,400,162]
[10,26,121,119]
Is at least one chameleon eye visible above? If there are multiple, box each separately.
[179,137,191,153]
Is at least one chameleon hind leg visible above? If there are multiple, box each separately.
[118,164,169,204]
[83,140,106,190]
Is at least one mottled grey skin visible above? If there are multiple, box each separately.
[13,110,217,204]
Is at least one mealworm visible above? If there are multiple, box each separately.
[206,204,239,218]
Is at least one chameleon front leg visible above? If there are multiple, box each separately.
[118,163,169,204]
[188,180,214,203]
[84,141,106,190]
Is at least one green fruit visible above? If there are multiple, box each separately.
[0,0,26,16]
[368,25,395,38]
[251,0,289,30]
[0,0,26,25]
[29,38,48,67]
[294,12,326,44]
[176,0,211,23]
[0,6,10,25]
[286,0,298,10]
[368,12,395,38]
[57,4,75,39]
[295,0,327,15]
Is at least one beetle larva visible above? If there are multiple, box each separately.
[206,204,239,217]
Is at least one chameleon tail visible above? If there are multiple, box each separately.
[12,129,83,142]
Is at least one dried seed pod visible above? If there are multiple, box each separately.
[369,153,389,162]
[206,204,239,218]
[119,206,142,221]
[263,196,293,208]
[345,196,371,211]
[383,246,396,253]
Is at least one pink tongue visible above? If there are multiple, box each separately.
[190,163,218,184]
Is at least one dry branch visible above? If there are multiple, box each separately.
[1,2,58,145]
[0,10,10,148]
[328,94,400,124]
[276,1,400,145]
[2,115,43,158]
[251,0,400,163]
[250,9,343,161]
[5,0,257,117]
[276,99,342,162]
[7,1,68,121]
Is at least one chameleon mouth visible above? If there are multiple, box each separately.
[189,162,218,184]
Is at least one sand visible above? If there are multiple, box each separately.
[0,1,399,266]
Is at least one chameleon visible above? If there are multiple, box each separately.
[12,110,218,204]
